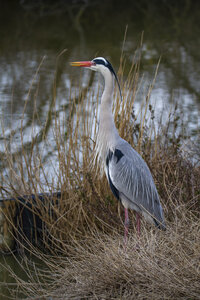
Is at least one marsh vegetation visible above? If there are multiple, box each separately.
[1,52,200,299]
[0,1,200,299]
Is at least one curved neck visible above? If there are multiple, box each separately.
[94,68,120,175]
[101,72,114,106]
[98,71,119,150]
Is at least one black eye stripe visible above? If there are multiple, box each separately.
[92,57,123,102]
[93,58,114,75]
[93,58,107,66]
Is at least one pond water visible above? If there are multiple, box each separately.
[0,2,200,170]
[0,1,200,297]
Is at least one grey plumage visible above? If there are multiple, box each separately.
[70,56,166,236]
[106,139,165,229]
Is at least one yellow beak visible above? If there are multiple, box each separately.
[70,61,93,67]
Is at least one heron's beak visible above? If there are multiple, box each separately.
[70,61,94,67]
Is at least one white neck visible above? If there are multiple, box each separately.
[94,70,120,173]
[99,73,119,140]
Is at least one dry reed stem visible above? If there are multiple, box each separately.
[0,51,199,299]
[9,204,200,299]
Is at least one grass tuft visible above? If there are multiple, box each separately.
[0,52,200,299]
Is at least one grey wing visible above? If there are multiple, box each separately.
[107,140,165,227]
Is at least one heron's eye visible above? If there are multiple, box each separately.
[92,62,96,66]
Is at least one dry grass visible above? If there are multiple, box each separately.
[0,51,200,299]
[9,205,200,299]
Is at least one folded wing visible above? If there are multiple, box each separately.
[106,139,165,228]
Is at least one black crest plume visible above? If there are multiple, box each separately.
[93,58,123,101]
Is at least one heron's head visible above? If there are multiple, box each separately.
[71,57,114,74]
[70,57,122,100]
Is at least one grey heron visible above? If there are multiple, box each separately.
[71,57,166,242]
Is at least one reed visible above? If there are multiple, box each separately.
[0,52,199,299]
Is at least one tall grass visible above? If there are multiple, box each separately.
[0,53,200,299]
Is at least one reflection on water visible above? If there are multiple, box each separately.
[0,254,24,298]
[0,1,199,183]
[0,253,46,299]
[0,1,200,297]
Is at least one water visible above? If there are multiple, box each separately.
[1,3,200,142]
[0,253,46,299]
[0,254,25,298]
[0,1,200,297]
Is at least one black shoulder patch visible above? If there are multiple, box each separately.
[106,149,120,201]
[106,149,113,167]
[107,169,120,200]
[114,149,124,163]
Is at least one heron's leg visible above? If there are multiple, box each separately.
[124,208,129,244]
[136,212,141,236]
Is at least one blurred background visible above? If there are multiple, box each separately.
[0,1,200,298]
[0,0,200,134]
[0,0,200,199]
